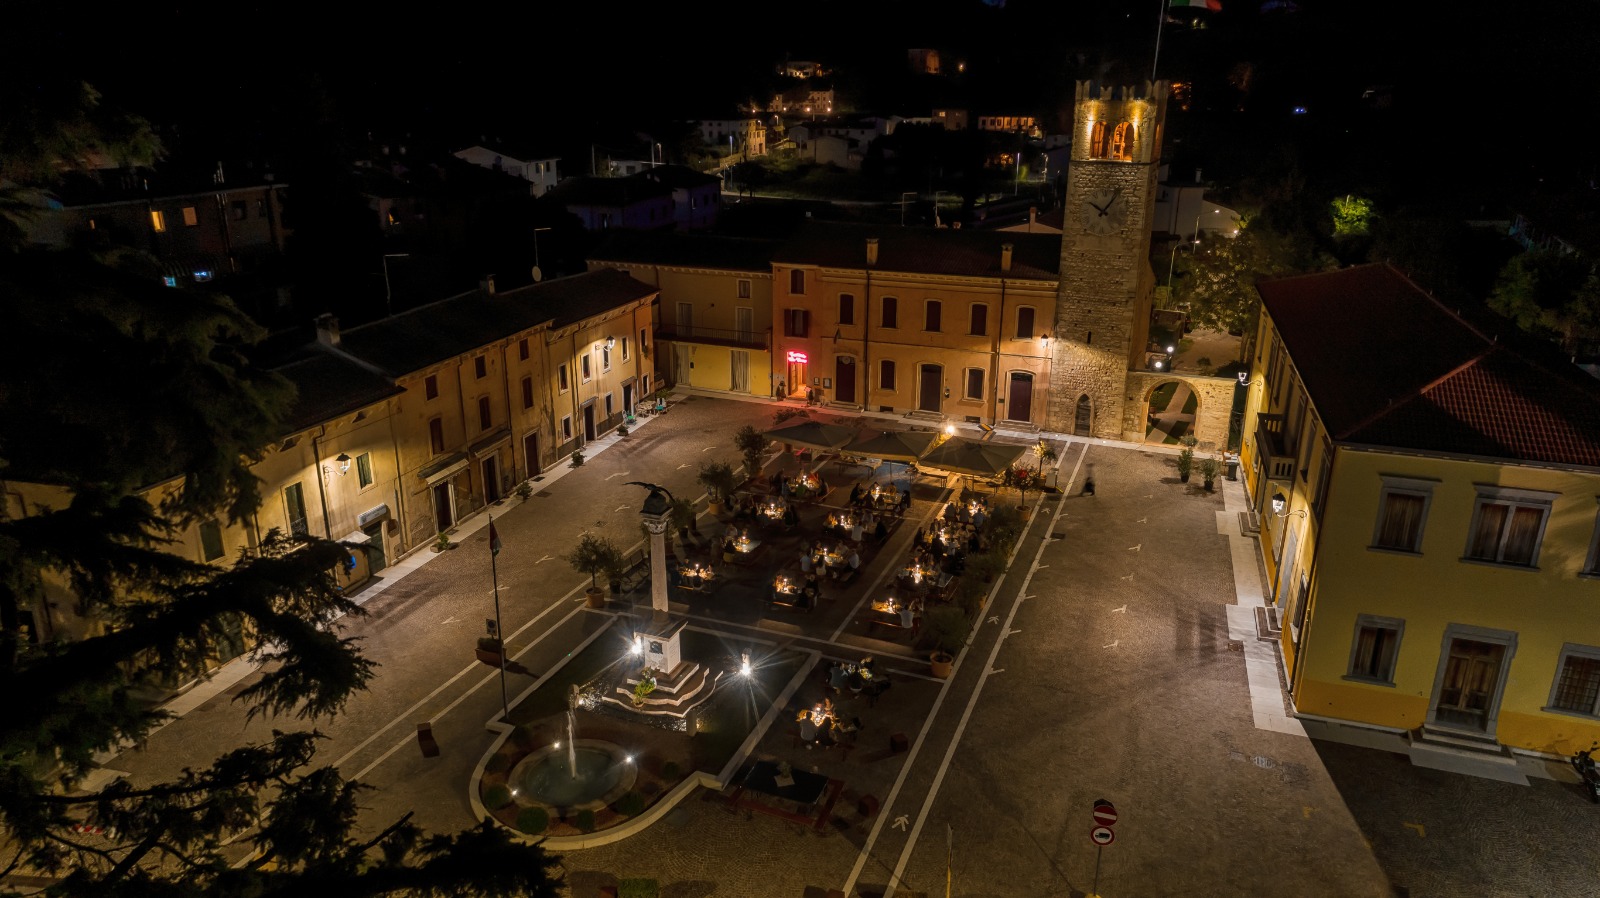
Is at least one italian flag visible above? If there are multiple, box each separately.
[489,521,503,556]
[1171,0,1221,9]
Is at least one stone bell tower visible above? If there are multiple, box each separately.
[1047,80,1167,439]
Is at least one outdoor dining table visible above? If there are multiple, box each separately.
[741,760,830,806]
[676,564,716,591]
[759,500,788,521]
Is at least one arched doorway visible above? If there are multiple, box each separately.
[1143,379,1198,444]
[1074,394,1092,437]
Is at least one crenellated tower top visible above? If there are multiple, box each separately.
[1072,80,1168,166]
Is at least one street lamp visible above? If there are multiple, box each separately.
[1193,208,1224,241]
[1272,490,1308,519]
[1165,238,1198,290]
[900,191,917,227]
[335,452,351,476]
[532,227,552,282]
[381,253,409,317]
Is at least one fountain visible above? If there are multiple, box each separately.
[510,685,636,811]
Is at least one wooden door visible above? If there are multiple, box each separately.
[835,356,856,404]
[1007,373,1033,421]
[919,365,942,413]
[1435,639,1505,730]
[583,402,596,441]
[432,482,454,532]
[1074,394,1092,436]
[524,433,541,478]
[482,457,500,503]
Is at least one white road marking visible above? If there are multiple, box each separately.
[989,668,1004,675]
[1136,517,1148,524]
[987,616,1000,625]
[604,471,629,480]
[866,453,1082,898]
[615,505,630,512]
[534,554,552,564]
[1121,573,1135,581]
[677,463,691,470]
[1104,640,1119,649]
[892,815,910,831]
[1111,604,1127,614]
[1128,544,1141,552]
[441,616,459,625]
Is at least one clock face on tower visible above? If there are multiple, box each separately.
[1081,187,1126,236]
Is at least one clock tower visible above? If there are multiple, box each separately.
[1048,81,1167,439]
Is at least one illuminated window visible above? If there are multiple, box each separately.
[1111,122,1134,160]
[150,210,167,232]
[181,206,198,227]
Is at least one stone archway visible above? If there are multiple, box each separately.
[1141,378,1197,444]
[1122,372,1237,450]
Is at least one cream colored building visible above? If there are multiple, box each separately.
[1240,263,1600,768]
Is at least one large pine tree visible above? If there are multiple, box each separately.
[0,82,560,897]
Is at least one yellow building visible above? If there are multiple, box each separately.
[588,232,779,401]
[324,269,658,548]
[771,223,1060,426]
[1239,263,1600,769]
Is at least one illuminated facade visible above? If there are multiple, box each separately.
[1240,263,1600,762]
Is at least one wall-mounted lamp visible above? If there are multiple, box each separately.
[335,452,352,476]
[1237,372,1262,387]
[1039,333,1051,348]
[1271,490,1307,519]
[605,336,616,350]
[943,386,950,399]
[945,423,956,436]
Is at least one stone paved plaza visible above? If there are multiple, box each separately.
[103,394,1600,897]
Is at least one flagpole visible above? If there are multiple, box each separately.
[489,513,509,722]
[1151,0,1167,83]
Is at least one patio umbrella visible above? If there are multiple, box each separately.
[917,436,1028,479]
[843,427,939,464]
[763,419,857,454]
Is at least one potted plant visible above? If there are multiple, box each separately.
[566,534,624,608]
[668,497,698,542]
[1199,454,1222,491]
[475,635,503,666]
[1032,440,1059,490]
[432,532,453,553]
[698,460,738,515]
[569,449,585,469]
[733,425,769,479]
[631,668,657,707]
[616,423,630,438]
[514,480,534,501]
[921,606,970,678]
[1175,446,1194,483]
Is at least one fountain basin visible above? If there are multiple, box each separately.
[508,739,637,812]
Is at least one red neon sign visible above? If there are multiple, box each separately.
[787,350,809,363]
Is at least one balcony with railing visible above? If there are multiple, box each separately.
[1254,413,1296,481]
[655,323,770,350]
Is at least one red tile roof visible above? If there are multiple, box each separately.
[1259,263,1600,466]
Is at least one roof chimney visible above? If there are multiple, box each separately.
[866,237,879,267]
[481,275,496,295]
[315,313,341,347]
[1000,243,1014,273]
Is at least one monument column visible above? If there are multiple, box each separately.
[637,490,673,622]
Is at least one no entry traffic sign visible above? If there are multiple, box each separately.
[1092,799,1118,827]
[1090,825,1115,846]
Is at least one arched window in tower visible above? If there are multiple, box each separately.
[1111,122,1135,161]
[1089,121,1110,159]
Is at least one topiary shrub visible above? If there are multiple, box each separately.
[660,760,681,780]
[483,785,511,808]
[516,806,549,834]
[574,808,596,833]
[615,791,646,817]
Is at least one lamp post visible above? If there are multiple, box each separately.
[381,253,409,317]
[532,227,552,282]
[900,191,917,227]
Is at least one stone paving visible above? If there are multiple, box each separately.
[97,393,1600,897]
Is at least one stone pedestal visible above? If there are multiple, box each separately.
[641,510,670,618]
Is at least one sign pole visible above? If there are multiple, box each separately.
[488,514,509,721]
[1092,844,1102,898]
